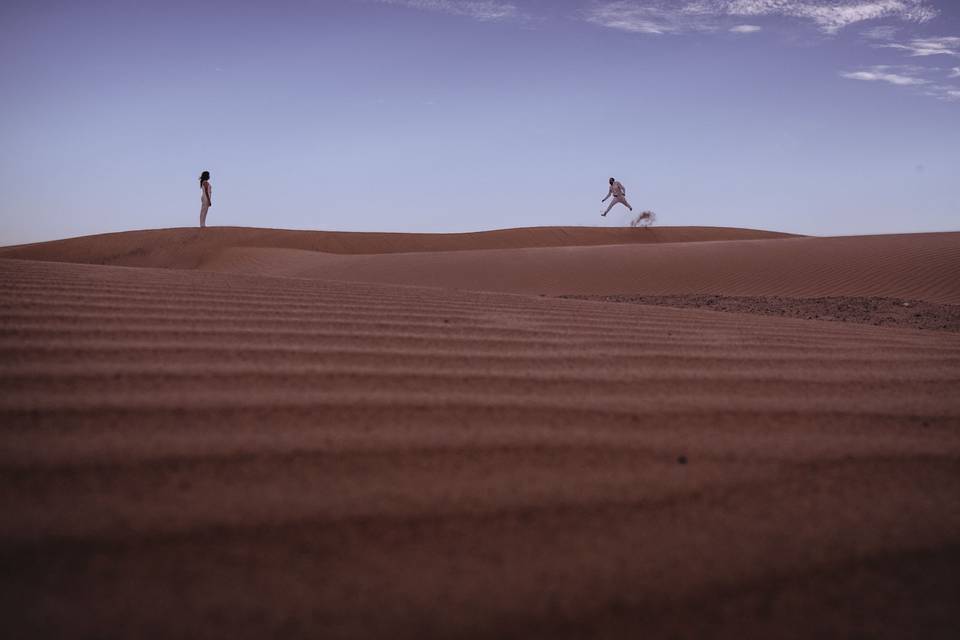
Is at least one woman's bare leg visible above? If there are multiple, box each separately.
[200,204,209,228]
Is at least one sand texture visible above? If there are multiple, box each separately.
[564,295,960,333]
[0,225,795,268]
[2,226,960,638]
[196,231,960,302]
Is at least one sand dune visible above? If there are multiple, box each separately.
[0,225,793,269]
[3,225,960,637]
[5,225,956,304]
[2,255,960,639]
[196,231,960,303]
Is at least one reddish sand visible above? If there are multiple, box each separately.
[564,295,960,333]
[0,225,795,268]
[196,231,960,302]
[2,226,959,639]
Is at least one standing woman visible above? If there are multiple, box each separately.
[199,171,212,228]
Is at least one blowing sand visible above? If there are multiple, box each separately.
[2,225,959,639]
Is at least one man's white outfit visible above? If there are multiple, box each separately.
[602,180,632,216]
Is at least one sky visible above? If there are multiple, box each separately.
[1,0,958,245]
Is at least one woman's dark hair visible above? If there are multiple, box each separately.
[199,171,210,184]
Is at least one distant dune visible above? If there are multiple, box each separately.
[3,225,959,639]
[0,225,795,269]
[4,226,959,303]
[198,232,960,303]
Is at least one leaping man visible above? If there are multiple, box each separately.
[601,177,633,216]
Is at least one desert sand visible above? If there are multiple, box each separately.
[2,225,959,639]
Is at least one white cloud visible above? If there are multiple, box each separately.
[922,84,960,101]
[881,36,960,57]
[841,71,925,85]
[581,2,955,105]
[372,0,518,21]
[728,0,937,34]
[840,65,960,102]
[586,1,937,36]
[861,25,899,40]
[840,65,960,103]
[840,65,928,85]
[584,2,712,35]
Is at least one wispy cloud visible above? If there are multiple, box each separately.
[372,0,518,21]
[730,24,762,34]
[841,60,960,103]
[861,25,899,40]
[726,0,937,34]
[863,33,960,103]
[585,1,938,36]
[584,2,713,35]
[802,60,957,101]
[880,36,960,57]
[841,67,928,86]
[922,84,960,101]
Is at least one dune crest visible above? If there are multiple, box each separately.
[195,232,960,304]
[5,226,957,304]
[0,225,794,269]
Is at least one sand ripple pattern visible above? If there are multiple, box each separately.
[2,258,960,639]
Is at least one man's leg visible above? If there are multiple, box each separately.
[602,199,617,216]
[619,196,633,212]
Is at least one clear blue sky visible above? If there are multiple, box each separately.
[1,0,958,244]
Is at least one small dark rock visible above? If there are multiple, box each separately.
[677,455,688,465]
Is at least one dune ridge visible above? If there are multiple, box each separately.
[196,231,960,303]
[5,225,956,305]
[0,225,794,269]
[2,256,960,638]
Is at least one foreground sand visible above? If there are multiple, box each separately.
[2,226,960,638]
